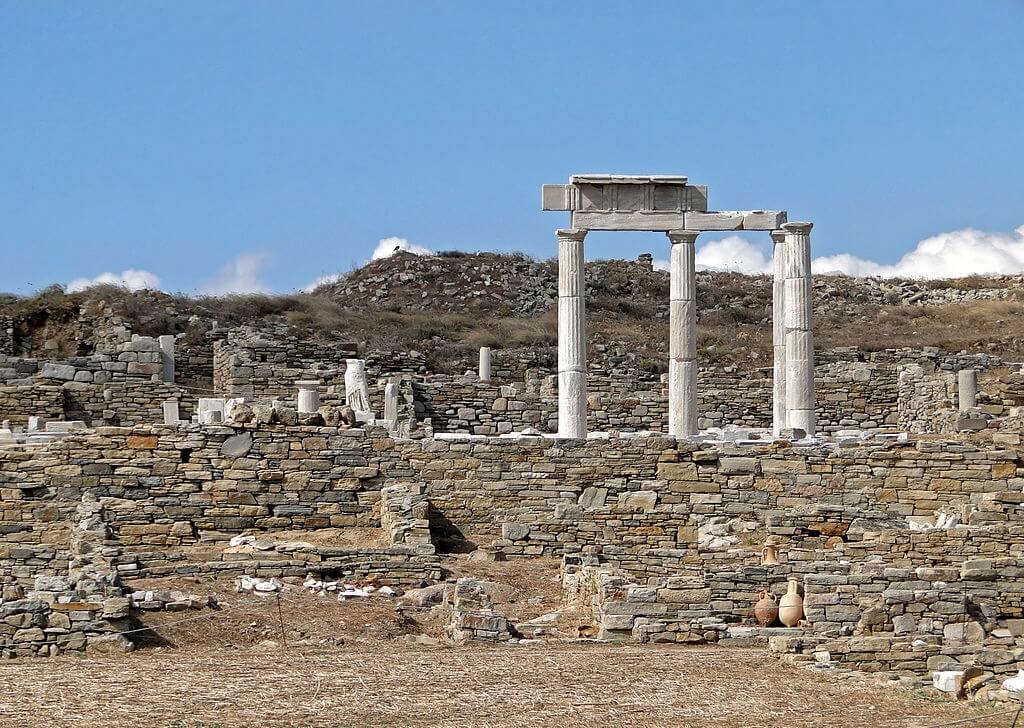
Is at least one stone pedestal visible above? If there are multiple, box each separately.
[557,229,588,438]
[666,230,699,437]
[478,347,492,382]
[296,381,320,414]
[782,222,815,435]
[158,335,175,384]
[958,369,978,410]
[771,230,787,435]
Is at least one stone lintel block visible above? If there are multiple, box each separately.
[683,211,787,231]
[684,211,743,231]
[571,210,686,232]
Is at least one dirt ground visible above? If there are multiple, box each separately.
[0,644,1010,728]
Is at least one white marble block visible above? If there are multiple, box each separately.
[162,401,180,425]
[198,398,226,425]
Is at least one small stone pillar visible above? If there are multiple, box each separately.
[158,335,176,384]
[770,230,787,435]
[296,380,320,414]
[162,401,180,425]
[667,230,699,438]
[557,229,588,438]
[782,222,815,436]
[958,369,978,411]
[384,382,399,425]
[27,416,45,432]
[478,347,492,382]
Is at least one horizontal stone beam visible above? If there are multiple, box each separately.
[683,210,788,231]
[542,181,708,214]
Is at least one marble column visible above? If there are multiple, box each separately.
[478,347,492,382]
[958,369,978,410]
[666,230,699,437]
[557,228,588,438]
[770,230,787,436]
[782,222,815,435]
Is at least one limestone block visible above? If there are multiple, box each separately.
[571,210,686,232]
[39,363,76,381]
[621,490,658,510]
[741,211,788,230]
[541,184,572,211]
[683,211,743,231]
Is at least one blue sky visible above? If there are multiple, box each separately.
[2,1,1023,294]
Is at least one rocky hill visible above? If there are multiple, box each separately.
[2,251,1023,370]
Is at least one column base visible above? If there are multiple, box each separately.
[786,409,816,437]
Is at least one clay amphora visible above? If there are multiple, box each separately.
[778,577,804,627]
[761,542,780,566]
[753,590,778,627]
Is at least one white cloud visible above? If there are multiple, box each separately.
[656,225,1024,280]
[370,236,433,261]
[695,236,772,274]
[67,269,161,293]
[812,225,1024,279]
[200,250,272,295]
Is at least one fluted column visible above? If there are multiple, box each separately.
[770,230,787,436]
[667,230,699,437]
[557,228,588,438]
[782,222,815,435]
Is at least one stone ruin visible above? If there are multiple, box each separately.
[2,173,1024,703]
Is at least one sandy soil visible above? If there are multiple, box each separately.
[0,644,1009,728]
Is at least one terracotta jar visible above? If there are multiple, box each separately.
[753,590,778,627]
[778,577,804,627]
[761,541,780,566]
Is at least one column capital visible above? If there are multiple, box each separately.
[666,229,699,245]
[770,229,787,245]
[781,221,813,234]
[556,228,588,242]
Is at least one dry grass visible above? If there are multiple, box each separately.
[0,644,1006,728]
